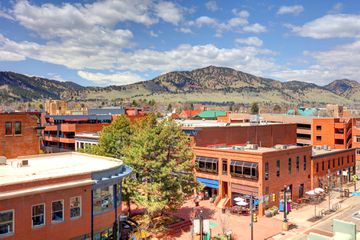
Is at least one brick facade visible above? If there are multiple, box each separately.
[0,112,40,159]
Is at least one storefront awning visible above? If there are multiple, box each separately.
[196,177,219,189]
[196,156,218,163]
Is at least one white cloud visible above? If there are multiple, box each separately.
[328,3,343,14]
[272,39,360,84]
[78,71,145,86]
[289,14,360,39]
[236,37,263,47]
[177,27,192,33]
[277,5,304,15]
[154,1,183,25]
[243,23,266,33]
[0,10,14,21]
[205,1,218,12]
[188,10,265,37]
[149,30,159,37]
[0,50,25,61]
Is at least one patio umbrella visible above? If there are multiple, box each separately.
[306,190,316,195]
[236,201,248,206]
[234,197,245,202]
[314,188,324,194]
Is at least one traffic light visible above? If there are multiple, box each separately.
[252,213,257,223]
[272,193,276,202]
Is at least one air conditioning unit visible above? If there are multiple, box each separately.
[0,156,6,165]
[323,145,328,150]
[22,160,29,166]
[275,144,287,150]
[247,144,258,150]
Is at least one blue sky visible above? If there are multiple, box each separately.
[1,0,360,86]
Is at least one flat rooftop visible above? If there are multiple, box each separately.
[0,152,122,186]
[177,119,281,128]
[311,147,351,157]
[206,144,302,153]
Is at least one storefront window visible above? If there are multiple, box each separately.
[0,210,14,236]
[230,160,258,179]
[195,156,218,173]
[70,196,81,219]
[93,186,114,214]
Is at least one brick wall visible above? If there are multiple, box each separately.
[0,113,40,159]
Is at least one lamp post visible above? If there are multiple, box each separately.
[199,210,203,240]
[328,170,331,211]
[282,185,289,231]
[250,194,254,240]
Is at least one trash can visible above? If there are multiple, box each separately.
[344,189,349,197]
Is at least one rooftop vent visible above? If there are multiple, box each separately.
[246,144,258,150]
[0,156,6,165]
[274,144,288,150]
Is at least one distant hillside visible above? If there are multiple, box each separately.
[1,67,360,105]
[0,72,83,102]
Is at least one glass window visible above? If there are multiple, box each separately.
[303,156,307,171]
[333,159,335,168]
[316,125,322,130]
[32,204,45,228]
[276,160,280,177]
[347,156,349,164]
[5,122,12,135]
[342,157,344,165]
[316,163,319,172]
[296,157,300,172]
[0,210,14,236]
[316,136,322,141]
[265,162,269,180]
[322,161,325,171]
[222,159,227,175]
[15,122,21,135]
[338,158,340,166]
[328,160,330,169]
[288,158,292,175]
[195,156,218,173]
[93,186,114,214]
[70,196,81,219]
[52,200,64,223]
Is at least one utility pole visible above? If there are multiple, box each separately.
[250,194,254,240]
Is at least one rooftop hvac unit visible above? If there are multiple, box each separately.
[247,144,258,150]
[275,144,287,150]
[22,160,29,166]
[0,156,6,165]
[323,145,328,150]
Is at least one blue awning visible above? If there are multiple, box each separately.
[196,177,219,189]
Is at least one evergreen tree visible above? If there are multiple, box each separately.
[250,102,259,114]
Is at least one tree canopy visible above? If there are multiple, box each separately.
[83,114,194,225]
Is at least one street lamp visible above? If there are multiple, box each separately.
[328,170,331,211]
[283,185,290,231]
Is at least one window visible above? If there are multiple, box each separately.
[5,122,12,135]
[356,136,360,142]
[322,161,325,171]
[347,156,349,164]
[70,196,81,219]
[0,210,14,236]
[195,156,218,173]
[303,156,307,171]
[333,159,335,168]
[288,158,292,175]
[276,160,280,177]
[338,158,340,166]
[32,204,45,228]
[316,163,319,172]
[52,200,64,223]
[316,125,322,131]
[342,157,344,165]
[357,149,360,155]
[265,162,269,180]
[328,160,330,169]
[230,160,258,179]
[222,159,228,175]
[316,136,322,141]
[296,157,300,173]
[14,122,21,135]
[93,186,114,214]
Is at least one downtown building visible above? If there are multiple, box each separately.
[0,112,42,159]
[188,120,356,216]
[0,152,131,240]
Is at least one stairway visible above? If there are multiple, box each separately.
[217,197,229,209]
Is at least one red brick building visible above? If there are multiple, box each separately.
[0,112,41,158]
[0,152,131,240]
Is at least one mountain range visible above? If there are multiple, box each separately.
[1,66,360,105]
